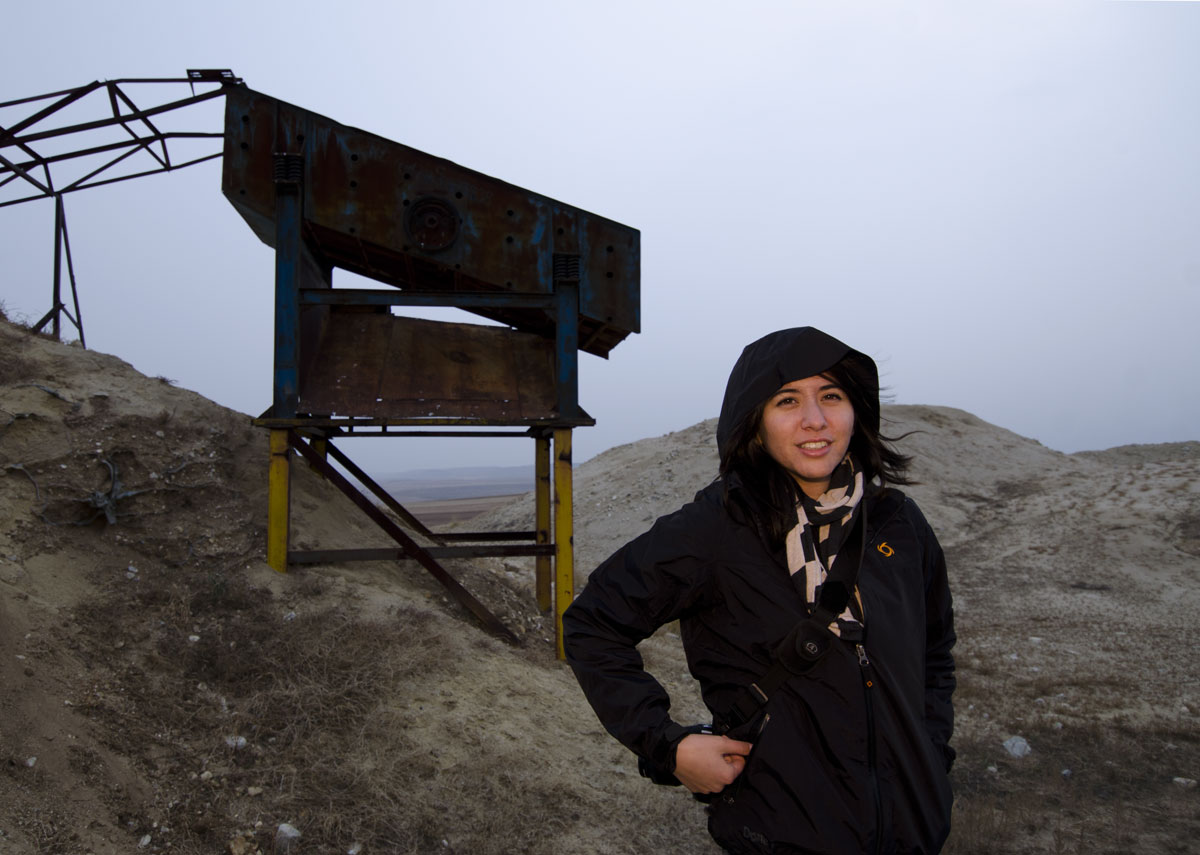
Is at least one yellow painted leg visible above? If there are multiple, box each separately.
[535,435,552,612]
[553,428,574,660]
[267,429,290,573]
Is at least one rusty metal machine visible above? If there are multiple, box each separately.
[221,86,640,655]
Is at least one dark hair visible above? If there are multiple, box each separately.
[719,353,914,546]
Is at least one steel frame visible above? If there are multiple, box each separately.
[0,70,240,342]
[248,108,621,654]
[2,73,638,658]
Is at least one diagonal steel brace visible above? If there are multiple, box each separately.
[287,431,518,644]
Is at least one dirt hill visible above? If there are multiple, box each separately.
[1,317,1197,854]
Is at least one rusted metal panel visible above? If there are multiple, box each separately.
[222,85,639,357]
[299,314,559,421]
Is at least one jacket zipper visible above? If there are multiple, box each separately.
[857,643,884,855]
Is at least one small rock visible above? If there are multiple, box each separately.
[348,844,364,855]
[986,765,998,774]
[139,834,152,848]
[283,611,297,622]
[225,735,247,750]
[1003,736,1031,758]
[1053,721,1063,730]
[275,823,302,853]
[228,835,257,855]
[1061,768,1071,778]
[1172,777,1197,789]
[246,786,263,796]
[188,635,201,643]
[200,770,214,782]
[24,756,36,768]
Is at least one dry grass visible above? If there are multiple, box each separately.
[944,676,1199,855]
[66,561,709,855]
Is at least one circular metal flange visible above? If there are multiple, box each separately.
[405,197,460,252]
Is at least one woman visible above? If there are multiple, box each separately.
[563,327,956,854]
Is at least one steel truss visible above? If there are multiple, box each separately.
[0,69,241,342]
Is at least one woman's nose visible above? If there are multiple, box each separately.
[799,399,826,430]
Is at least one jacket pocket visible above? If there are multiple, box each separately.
[697,712,771,805]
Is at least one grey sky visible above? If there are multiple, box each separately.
[3,1,1198,475]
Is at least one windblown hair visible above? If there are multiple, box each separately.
[719,353,914,546]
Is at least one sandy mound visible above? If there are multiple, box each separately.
[1,316,1197,854]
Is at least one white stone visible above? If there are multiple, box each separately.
[275,823,302,853]
[1003,736,1032,758]
[1172,777,1197,789]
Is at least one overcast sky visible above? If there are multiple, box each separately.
[3,1,1198,476]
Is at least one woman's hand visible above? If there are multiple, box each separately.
[673,733,753,794]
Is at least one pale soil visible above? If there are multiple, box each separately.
[1,316,1197,854]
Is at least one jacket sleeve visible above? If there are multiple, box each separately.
[918,507,957,771]
[562,499,718,780]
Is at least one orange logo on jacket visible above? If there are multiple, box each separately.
[877,542,894,557]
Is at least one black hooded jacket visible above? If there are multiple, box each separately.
[563,328,955,854]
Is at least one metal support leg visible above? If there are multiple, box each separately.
[267,429,290,572]
[535,434,551,612]
[51,196,63,340]
[553,427,574,659]
[272,154,303,419]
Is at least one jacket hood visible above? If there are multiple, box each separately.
[716,327,879,462]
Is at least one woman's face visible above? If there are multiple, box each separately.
[758,374,855,499]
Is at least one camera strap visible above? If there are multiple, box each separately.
[721,502,868,734]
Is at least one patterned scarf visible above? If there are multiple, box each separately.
[783,456,866,639]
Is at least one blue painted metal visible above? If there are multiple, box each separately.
[555,282,580,419]
[272,157,302,418]
[299,289,556,310]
